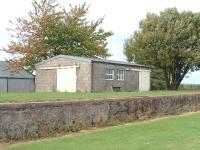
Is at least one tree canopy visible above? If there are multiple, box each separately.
[124,8,200,90]
[4,0,112,72]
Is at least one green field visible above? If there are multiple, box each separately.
[3,112,200,150]
[0,90,200,103]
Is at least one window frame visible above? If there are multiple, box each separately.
[105,69,114,80]
[116,70,125,80]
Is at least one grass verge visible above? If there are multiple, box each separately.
[0,90,200,103]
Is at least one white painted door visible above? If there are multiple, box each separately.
[139,71,150,91]
[57,68,77,92]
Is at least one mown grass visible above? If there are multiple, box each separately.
[0,90,200,103]
[3,112,200,150]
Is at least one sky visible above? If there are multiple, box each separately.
[0,0,200,84]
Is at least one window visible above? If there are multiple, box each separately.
[116,70,124,80]
[105,69,114,80]
[112,87,121,92]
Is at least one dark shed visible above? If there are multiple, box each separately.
[0,61,35,92]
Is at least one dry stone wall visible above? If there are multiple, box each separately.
[1,94,200,142]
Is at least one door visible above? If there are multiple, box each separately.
[139,71,150,91]
[57,68,77,92]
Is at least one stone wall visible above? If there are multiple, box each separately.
[1,94,200,142]
[92,62,139,92]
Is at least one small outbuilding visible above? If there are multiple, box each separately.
[35,55,150,93]
[0,61,35,92]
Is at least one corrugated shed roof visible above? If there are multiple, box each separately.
[0,61,35,79]
[36,55,150,69]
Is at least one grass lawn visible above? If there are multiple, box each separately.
[0,90,200,103]
[3,112,200,150]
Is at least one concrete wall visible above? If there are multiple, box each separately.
[0,78,35,92]
[36,58,92,92]
[92,62,139,92]
[1,94,200,141]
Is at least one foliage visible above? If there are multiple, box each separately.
[151,68,166,90]
[4,0,112,72]
[124,8,200,90]
[0,121,82,142]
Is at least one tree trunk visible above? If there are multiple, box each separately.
[164,73,184,90]
[163,66,189,90]
[166,82,180,90]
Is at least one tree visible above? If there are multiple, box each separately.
[124,8,200,90]
[150,68,166,90]
[4,0,112,72]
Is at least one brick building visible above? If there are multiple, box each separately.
[35,55,150,92]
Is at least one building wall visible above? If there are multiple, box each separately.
[0,78,7,92]
[35,68,57,92]
[35,58,92,92]
[8,78,35,92]
[92,62,139,92]
[0,78,35,92]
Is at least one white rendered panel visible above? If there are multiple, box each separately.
[57,68,76,92]
[139,71,150,91]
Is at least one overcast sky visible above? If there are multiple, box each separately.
[0,0,200,84]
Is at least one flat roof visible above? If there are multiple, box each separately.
[36,55,150,69]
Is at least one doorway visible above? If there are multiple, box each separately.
[57,67,77,92]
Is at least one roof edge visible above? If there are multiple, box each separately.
[36,55,150,69]
[0,61,35,79]
[91,60,150,69]
[35,55,92,66]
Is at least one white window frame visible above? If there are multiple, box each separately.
[105,69,114,80]
[116,70,125,80]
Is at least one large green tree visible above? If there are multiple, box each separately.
[124,8,200,90]
[4,0,112,72]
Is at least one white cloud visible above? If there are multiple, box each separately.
[0,0,32,27]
